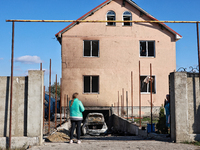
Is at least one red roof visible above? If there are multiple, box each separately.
[55,0,182,40]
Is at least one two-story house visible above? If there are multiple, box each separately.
[55,0,181,116]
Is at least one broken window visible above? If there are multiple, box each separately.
[107,10,116,26]
[84,76,99,93]
[140,76,156,93]
[84,40,99,57]
[140,41,155,57]
[123,11,132,26]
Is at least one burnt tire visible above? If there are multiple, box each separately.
[81,124,86,136]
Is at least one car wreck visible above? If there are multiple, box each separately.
[82,113,108,136]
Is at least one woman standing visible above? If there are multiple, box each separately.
[69,93,85,144]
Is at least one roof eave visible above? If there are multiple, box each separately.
[55,0,112,39]
[126,0,182,41]
[55,0,182,41]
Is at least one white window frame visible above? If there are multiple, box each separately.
[122,11,132,26]
[106,10,116,26]
[139,41,155,57]
[83,40,99,57]
[83,75,99,94]
[140,75,156,94]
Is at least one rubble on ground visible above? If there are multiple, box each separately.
[45,129,70,142]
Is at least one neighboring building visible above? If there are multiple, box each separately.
[55,0,181,116]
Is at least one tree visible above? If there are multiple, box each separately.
[50,82,60,99]
[156,105,168,134]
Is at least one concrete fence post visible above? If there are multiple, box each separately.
[27,70,44,145]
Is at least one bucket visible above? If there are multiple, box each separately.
[147,123,155,133]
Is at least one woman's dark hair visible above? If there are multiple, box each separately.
[70,93,78,107]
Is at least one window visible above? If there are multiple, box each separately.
[123,11,132,26]
[140,76,156,93]
[140,41,155,57]
[107,11,116,26]
[84,76,99,93]
[84,40,99,57]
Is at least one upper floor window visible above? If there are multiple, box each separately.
[123,11,132,26]
[140,41,155,57]
[84,40,99,57]
[107,11,116,26]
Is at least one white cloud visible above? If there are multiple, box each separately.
[15,55,43,64]
[0,58,3,60]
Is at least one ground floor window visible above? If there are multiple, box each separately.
[140,75,156,93]
[84,76,99,93]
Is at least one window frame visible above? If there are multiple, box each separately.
[122,11,132,26]
[83,40,99,57]
[140,75,156,94]
[83,75,99,94]
[139,41,155,57]
[106,10,116,26]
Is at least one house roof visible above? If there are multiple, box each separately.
[55,0,182,42]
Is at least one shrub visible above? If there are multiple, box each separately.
[156,105,168,134]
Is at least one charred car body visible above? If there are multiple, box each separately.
[82,113,108,135]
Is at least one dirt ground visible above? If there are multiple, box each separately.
[38,120,200,150]
[29,135,200,150]
[33,128,200,150]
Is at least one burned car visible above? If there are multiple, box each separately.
[82,113,108,135]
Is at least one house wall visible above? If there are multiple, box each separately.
[61,0,176,110]
[170,72,200,142]
[0,70,44,148]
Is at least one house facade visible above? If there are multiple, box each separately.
[56,0,181,115]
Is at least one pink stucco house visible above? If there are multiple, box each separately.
[55,0,181,116]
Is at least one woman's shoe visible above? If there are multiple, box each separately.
[69,140,73,144]
[77,140,81,144]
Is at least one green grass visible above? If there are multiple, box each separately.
[132,116,158,127]
[182,141,200,146]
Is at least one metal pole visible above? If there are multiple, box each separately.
[48,59,51,133]
[40,63,42,71]
[60,78,62,126]
[118,91,119,116]
[55,74,57,128]
[43,86,45,130]
[131,71,133,118]
[197,23,200,79]
[67,95,69,121]
[6,19,200,23]
[122,88,124,115]
[139,61,141,127]
[150,64,153,132]
[9,21,15,149]
[64,94,66,122]
[126,91,128,120]
[121,95,122,117]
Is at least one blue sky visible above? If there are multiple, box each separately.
[0,0,200,88]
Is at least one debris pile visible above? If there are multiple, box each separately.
[46,129,70,142]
